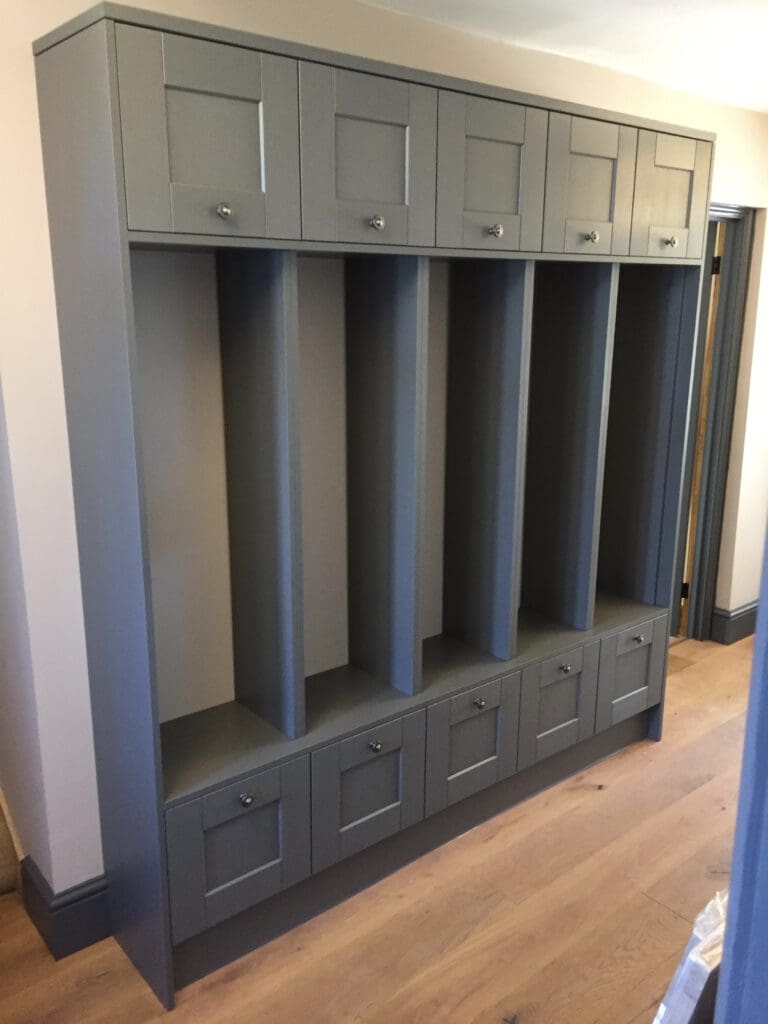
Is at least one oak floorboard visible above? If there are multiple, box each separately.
[0,637,752,1023]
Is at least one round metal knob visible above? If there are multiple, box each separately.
[488,223,504,238]
[239,793,254,807]
[634,634,646,645]
[584,230,600,243]
[560,663,572,674]
[369,740,383,753]
[664,235,679,248]
[216,202,233,220]
[369,214,386,231]
[473,697,487,710]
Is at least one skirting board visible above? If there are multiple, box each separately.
[711,603,758,645]
[21,856,110,959]
[174,709,651,990]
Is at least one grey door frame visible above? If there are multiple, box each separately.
[671,205,755,639]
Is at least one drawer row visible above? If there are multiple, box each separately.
[115,25,711,259]
[165,613,667,943]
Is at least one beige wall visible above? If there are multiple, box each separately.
[2,0,767,891]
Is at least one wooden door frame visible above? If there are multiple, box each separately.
[672,205,755,638]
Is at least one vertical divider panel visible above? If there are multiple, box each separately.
[345,256,428,695]
[442,260,534,659]
[217,250,305,738]
[522,262,619,630]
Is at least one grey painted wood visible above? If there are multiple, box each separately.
[35,21,174,1008]
[165,756,310,944]
[311,710,426,872]
[543,113,637,255]
[217,250,305,738]
[597,265,700,609]
[518,640,600,769]
[522,262,618,630]
[630,131,713,259]
[425,673,521,815]
[116,26,300,237]
[441,260,533,660]
[345,256,427,695]
[595,614,667,732]
[436,92,546,251]
[299,63,436,245]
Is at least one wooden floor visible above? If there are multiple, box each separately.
[0,637,753,1023]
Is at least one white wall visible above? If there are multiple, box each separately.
[2,0,767,893]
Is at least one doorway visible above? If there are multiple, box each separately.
[672,206,755,639]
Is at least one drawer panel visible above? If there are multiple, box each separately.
[202,766,281,830]
[596,614,668,733]
[450,678,502,724]
[540,646,584,688]
[340,717,403,771]
[617,621,654,656]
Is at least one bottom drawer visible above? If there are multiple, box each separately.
[596,614,667,731]
[165,756,310,944]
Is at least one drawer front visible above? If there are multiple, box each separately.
[116,26,300,238]
[299,63,437,245]
[436,92,546,251]
[596,614,667,732]
[311,710,426,872]
[165,756,310,944]
[426,674,521,816]
[518,642,599,770]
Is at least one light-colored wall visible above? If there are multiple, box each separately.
[3,0,767,892]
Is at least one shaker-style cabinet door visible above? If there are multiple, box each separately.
[311,712,426,872]
[596,615,667,732]
[115,26,301,237]
[165,757,311,945]
[518,642,599,769]
[299,63,437,245]
[630,131,712,258]
[436,92,546,251]
[543,114,637,255]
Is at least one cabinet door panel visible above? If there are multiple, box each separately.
[299,64,436,245]
[437,92,546,251]
[116,26,300,237]
[311,711,426,872]
[543,114,636,255]
[165,756,310,944]
[631,131,711,258]
[518,642,599,769]
[426,675,520,815]
[596,615,667,731]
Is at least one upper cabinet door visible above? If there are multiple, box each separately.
[299,63,437,245]
[631,131,712,259]
[115,26,301,237]
[543,114,637,256]
[436,93,547,251]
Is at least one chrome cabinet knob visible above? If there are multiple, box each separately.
[473,697,487,709]
[560,663,572,674]
[369,214,386,231]
[488,223,504,238]
[634,634,646,645]
[216,202,233,220]
[239,792,254,807]
[584,230,600,243]
[664,235,679,248]
[369,740,383,753]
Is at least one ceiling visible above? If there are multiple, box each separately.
[360,0,768,111]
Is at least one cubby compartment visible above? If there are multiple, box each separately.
[520,261,618,632]
[421,259,532,688]
[597,264,701,608]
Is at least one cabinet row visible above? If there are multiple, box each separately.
[116,25,711,258]
[165,612,666,944]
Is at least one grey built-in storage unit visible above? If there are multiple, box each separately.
[34,4,713,1008]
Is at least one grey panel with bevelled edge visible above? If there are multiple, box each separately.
[217,250,305,738]
[436,91,546,251]
[299,62,436,245]
[34,20,175,1008]
[596,614,668,732]
[543,113,637,256]
[522,262,618,631]
[115,24,300,237]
